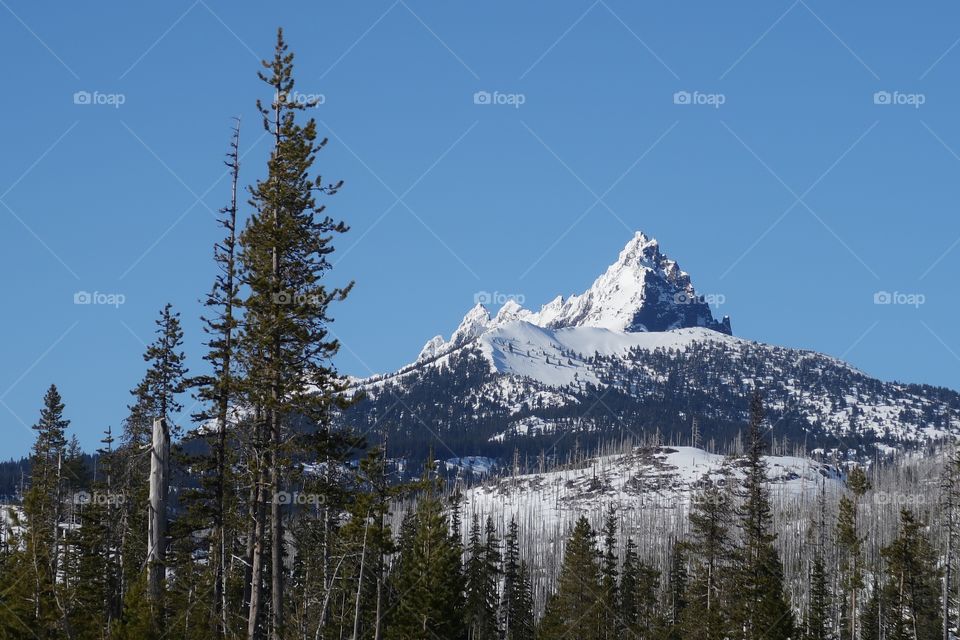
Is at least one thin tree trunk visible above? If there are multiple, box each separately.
[214,116,241,638]
[247,427,268,640]
[351,515,371,640]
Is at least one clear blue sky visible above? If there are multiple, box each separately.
[2,1,959,456]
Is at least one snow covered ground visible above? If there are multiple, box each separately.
[455,446,842,563]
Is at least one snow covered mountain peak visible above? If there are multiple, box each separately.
[416,232,731,362]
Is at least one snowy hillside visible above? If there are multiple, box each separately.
[464,446,839,524]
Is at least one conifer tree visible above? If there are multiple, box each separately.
[682,480,734,640]
[860,576,881,640]
[732,390,794,640]
[238,28,355,640]
[21,384,71,638]
[881,509,942,640]
[501,517,534,640]
[806,487,831,640]
[539,516,602,640]
[837,466,870,640]
[190,117,244,638]
[464,514,500,640]
[599,508,620,638]
[385,469,465,640]
[141,303,188,608]
[666,540,688,639]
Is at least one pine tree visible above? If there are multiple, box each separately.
[385,470,465,640]
[837,465,870,640]
[881,509,942,640]
[860,576,881,640]
[732,390,795,640]
[190,117,244,638]
[806,487,831,640]
[464,514,500,640]
[620,538,660,639]
[141,303,188,609]
[22,384,71,638]
[539,516,602,640]
[620,538,640,633]
[238,28,356,640]
[599,508,620,638]
[666,540,688,639]
[682,479,734,640]
[501,517,534,640]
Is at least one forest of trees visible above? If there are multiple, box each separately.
[1,27,959,640]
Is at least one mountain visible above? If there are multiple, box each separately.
[415,231,730,362]
[345,233,960,464]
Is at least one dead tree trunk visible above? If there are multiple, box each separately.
[147,417,169,606]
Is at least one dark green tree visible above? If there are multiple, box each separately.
[881,509,941,640]
[539,516,601,640]
[501,517,534,640]
[238,28,356,639]
[386,467,465,640]
[731,390,795,640]
[681,480,734,640]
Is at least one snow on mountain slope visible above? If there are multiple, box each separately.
[462,446,840,533]
[415,231,730,363]
[479,323,744,387]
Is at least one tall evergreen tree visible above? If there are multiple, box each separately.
[539,516,602,640]
[599,508,620,638]
[464,514,499,640]
[806,486,831,640]
[501,517,534,640]
[21,384,71,638]
[682,479,734,640]
[141,303,188,609]
[881,509,942,640]
[190,117,244,638]
[238,28,356,640]
[732,390,795,640]
[837,465,870,640]
[385,469,465,640]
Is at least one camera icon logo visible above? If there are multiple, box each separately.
[272,291,293,305]
[473,91,492,105]
[273,491,292,505]
[673,91,691,105]
[73,91,92,105]
[74,291,92,305]
[873,291,892,304]
[474,291,492,304]
[873,91,891,105]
